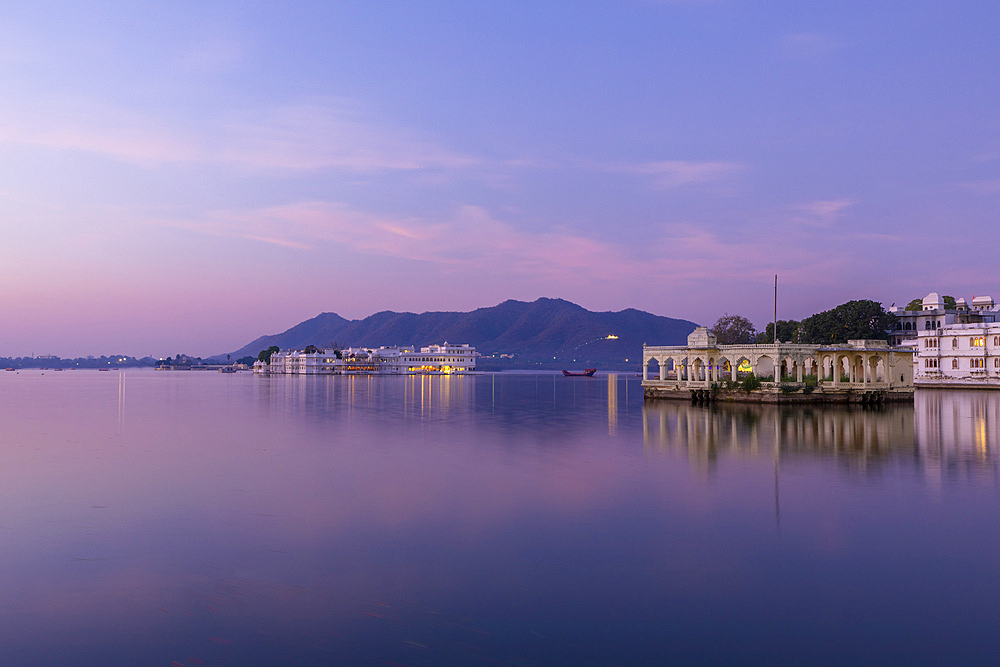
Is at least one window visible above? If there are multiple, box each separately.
[952,359,959,370]
[953,338,959,349]
[925,359,939,369]
[971,358,985,369]
[971,336,985,347]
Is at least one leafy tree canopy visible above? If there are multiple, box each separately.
[258,345,281,363]
[905,298,922,311]
[798,300,898,344]
[711,313,756,345]
[754,320,801,344]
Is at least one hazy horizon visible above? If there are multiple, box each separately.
[3,2,998,358]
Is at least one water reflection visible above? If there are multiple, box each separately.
[642,399,913,471]
[607,373,618,435]
[250,372,477,422]
[916,389,1000,482]
[642,391,999,482]
[1,371,1000,663]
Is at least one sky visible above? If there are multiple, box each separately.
[1,1,998,358]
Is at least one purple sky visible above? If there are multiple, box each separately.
[2,2,998,358]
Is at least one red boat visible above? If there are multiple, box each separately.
[562,369,597,377]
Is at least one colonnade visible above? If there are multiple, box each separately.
[642,346,899,388]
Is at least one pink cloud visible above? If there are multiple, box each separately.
[787,199,855,227]
[0,97,477,171]
[161,200,851,295]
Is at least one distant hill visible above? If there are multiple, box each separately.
[223,298,698,370]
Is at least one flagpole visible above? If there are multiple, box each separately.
[773,274,778,345]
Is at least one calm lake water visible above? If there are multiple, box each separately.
[1,369,998,665]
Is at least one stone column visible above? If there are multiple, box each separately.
[659,359,666,381]
[731,359,738,382]
[796,358,803,383]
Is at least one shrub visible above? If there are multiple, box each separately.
[779,384,798,394]
[741,373,762,393]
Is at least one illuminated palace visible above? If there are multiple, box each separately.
[254,343,477,375]
[642,327,914,403]
[886,292,1000,389]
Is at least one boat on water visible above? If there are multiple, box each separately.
[219,367,237,374]
[562,369,597,377]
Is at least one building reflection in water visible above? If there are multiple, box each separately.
[915,390,1000,483]
[252,372,476,422]
[643,391,999,482]
[642,398,914,477]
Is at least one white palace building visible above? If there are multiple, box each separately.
[254,343,477,375]
[888,292,1000,389]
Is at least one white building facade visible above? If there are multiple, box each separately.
[888,292,997,347]
[914,323,1000,388]
[254,343,477,375]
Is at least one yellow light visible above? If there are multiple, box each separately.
[606,334,618,339]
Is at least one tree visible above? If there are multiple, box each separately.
[754,320,801,344]
[905,298,922,311]
[942,295,956,310]
[798,300,899,344]
[257,345,280,364]
[711,314,756,345]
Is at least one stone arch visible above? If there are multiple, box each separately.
[779,355,799,381]
[645,356,661,381]
[874,355,886,382]
[717,355,735,381]
[852,355,866,383]
[821,354,835,381]
[676,356,689,381]
[691,356,706,382]
[734,355,752,377]
[755,354,776,380]
[836,354,850,382]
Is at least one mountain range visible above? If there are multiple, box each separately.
[223,298,698,370]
